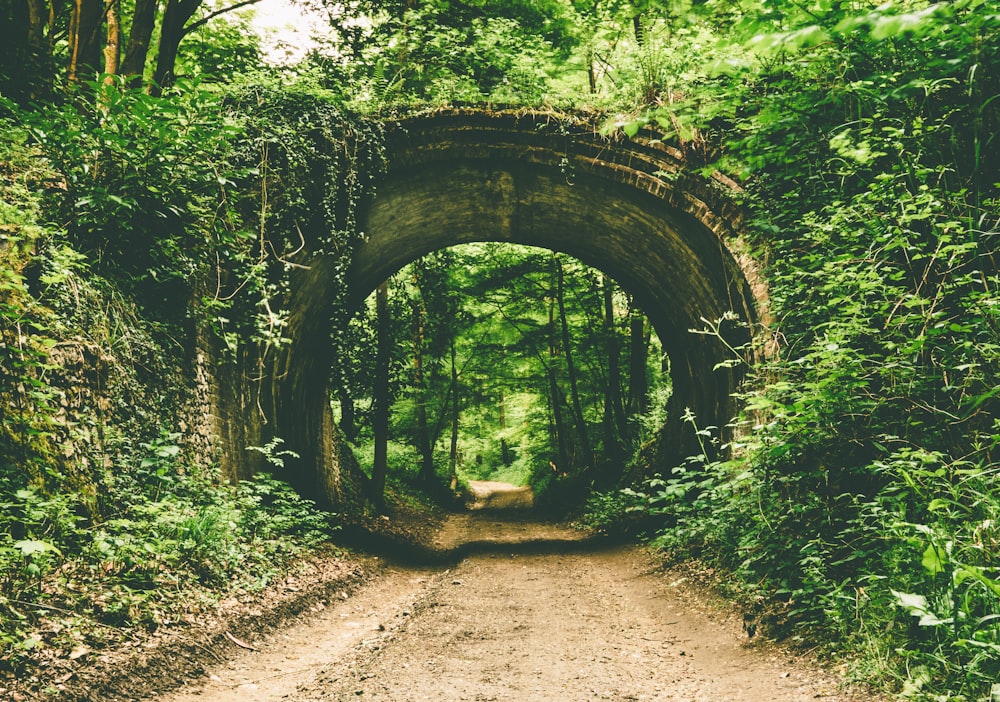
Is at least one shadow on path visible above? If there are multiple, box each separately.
[343,481,621,567]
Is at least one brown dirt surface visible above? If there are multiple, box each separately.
[159,492,875,702]
[2,547,370,702]
[466,480,535,511]
[8,483,882,702]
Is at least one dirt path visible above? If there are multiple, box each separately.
[157,499,867,702]
[466,480,534,510]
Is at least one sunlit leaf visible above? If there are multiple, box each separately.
[14,539,62,558]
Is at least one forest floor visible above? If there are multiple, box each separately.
[14,483,883,702]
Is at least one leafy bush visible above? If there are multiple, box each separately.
[19,78,246,317]
[596,4,1000,698]
[576,487,650,537]
[0,122,61,485]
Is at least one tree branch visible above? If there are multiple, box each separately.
[182,0,263,39]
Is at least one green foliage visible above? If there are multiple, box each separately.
[247,437,301,469]
[0,431,339,673]
[220,78,387,357]
[305,0,577,107]
[866,451,1000,698]
[175,12,263,84]
[352,439,423,480]
[587,1,1000,698]
[3,1,998,699]
[576,487,649,536]
[0,123,60,480]
[0,107,346,664]
[19,78,245,315]
[342,243,667,502]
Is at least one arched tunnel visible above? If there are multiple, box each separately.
[259,109,766,508]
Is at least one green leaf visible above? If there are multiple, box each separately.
[19,636,43,651]
[14,539,62,558]
[892,589,930,612]
[921,543,946,574]
[891,589,951,626]
[956,566,1000,598]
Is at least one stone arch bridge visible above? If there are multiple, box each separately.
[209,109,767,509]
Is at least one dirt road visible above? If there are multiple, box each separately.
[158,503,865,702]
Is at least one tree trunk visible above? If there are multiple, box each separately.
[23,0,52,100]
[102,0,120,78]
[150,0,202,93]
[448,336,459,491]
[499,387,511,466]
[602,274,629,451]
[25,0,48,58]
[149,0,262,93]
[120,0,158,85]
[556,256,593,469]
[412,274,435,485]
[548,367,569,472]
[68,0,103,84]
[628,304,650,417]
[547,274,569,472]
[338,384,357,444]
[371,281,390,504]
[587,47,597,95]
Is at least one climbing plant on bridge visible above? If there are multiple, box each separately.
[220,82,387,352]
[2,0,999,697]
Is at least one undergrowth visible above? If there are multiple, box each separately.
[0,433,339,677]
[587,432,1000,700]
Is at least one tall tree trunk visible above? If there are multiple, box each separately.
[602,274,629,450]
[150,0,201,94]
[448,336,459,491]
[548,367,569,472]
[68,0,103,84]
[25,0,48,59]
[150,0,262,93]
[547,272,569,472]
[23,0,53,100]
[120,0,158,85]
[556,256,593,469]
[338,384,357,444]
[102,0,120,78]
[628,304,650,417]
[371,282,390,504]
[412,274,435,485]
[499,387,511,466]
[587,47,597,95]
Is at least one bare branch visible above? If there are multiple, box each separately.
[181,0,263,39]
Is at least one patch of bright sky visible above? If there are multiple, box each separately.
[249,0,328,64]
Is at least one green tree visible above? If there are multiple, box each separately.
[302,0,579,105]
